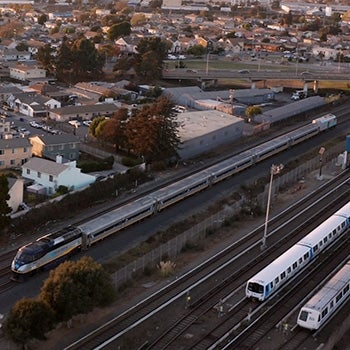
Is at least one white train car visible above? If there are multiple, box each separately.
[312,113,337,131]
[297,261,350,330]
[246,202,350,301]
[80,196,157,246]
[246,244,311,301]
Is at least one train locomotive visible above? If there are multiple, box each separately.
[297,260,350,330]
[246,201,350,301]
[11,114,337,277]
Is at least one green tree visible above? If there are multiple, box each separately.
[245,105,262,122]
[0,175,11,230]
[90,116,109,138]
[70,38,104,81]
[36,43,55,73]
[37,13,48,25]
[40,256,115,322]
[107,21,131,40]
[3,298,55,345]
[134,37,170,80]
[187,44,206,57]
[130,13,146,26]
[55,37,104,83]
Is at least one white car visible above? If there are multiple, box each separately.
[83,120,92,127]
[68,120,81,127]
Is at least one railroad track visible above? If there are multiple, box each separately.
[64,170,350,349]
[221,243,350,350]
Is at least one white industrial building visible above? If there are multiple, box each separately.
[177,110,244,159]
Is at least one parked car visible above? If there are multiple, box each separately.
[68,120,81,127]
[83,120,92,127]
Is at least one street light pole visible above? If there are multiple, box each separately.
[318,147,325,180]
[261,164,284,250]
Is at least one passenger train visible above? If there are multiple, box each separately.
[246,201,350,301]
[11,114,337,277]
[297,260,350,330]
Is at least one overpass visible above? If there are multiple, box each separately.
[162,68,350,92]
[162,69,350,81]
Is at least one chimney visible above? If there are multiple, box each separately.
[56,155,62,164]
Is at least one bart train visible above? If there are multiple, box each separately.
[11,114,337,277]
[297,259,350,330]
[246,201,350,301]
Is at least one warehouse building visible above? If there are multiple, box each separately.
[177,110,244,159]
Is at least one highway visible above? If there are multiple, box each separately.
[162,68,350,81]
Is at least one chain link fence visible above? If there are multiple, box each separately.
[111,143,345,288]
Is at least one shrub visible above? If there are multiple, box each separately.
[157,260,176,277]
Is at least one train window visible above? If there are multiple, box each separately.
[323,237,327,244]
[321,308,328,318]
[341,222,345,228]
[270,282,273,289]
[292,262,297,270]
[287,267,292,273]
[313,245,318,253]
[333,229,337,236]
[299,258,302,264]
[299,310,308,321]
[304,252,309,260]
[319,240,323,247]
[275,277,279,284]
[330,301,334,308]
[336,292,343,302]
[343,285,349,294]
[280,272,286,280]
[328,233,332,239]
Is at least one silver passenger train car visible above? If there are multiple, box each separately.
[11,115,337,277]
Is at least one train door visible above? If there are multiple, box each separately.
[81,233,91,250]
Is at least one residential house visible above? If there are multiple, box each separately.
[7,177,24,213]
[0,138,32,170]
[0,85,23,104]
[26,39,46,56]
[29,134,80,161]
[0,48,31,61]
[114,37,139,55]
[22,156,96,195]
[30,82,70,104]
[9,64,46,82]
[9,92,61,118]
[0,119,12,137]
[48,103,119,122]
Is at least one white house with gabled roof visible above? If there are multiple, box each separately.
[22,156,96,195]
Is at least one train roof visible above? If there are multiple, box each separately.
[18,240,49,255]
[78,196,156,235]
[207,149,253,173]
[152,171,210,201]
[252,134,290,155]
[248,244,310,285]
[298,215,346,247]
[289,123,319,136]
[312,113,336,124]
[303,261,350,312]
[333,202,350,219]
